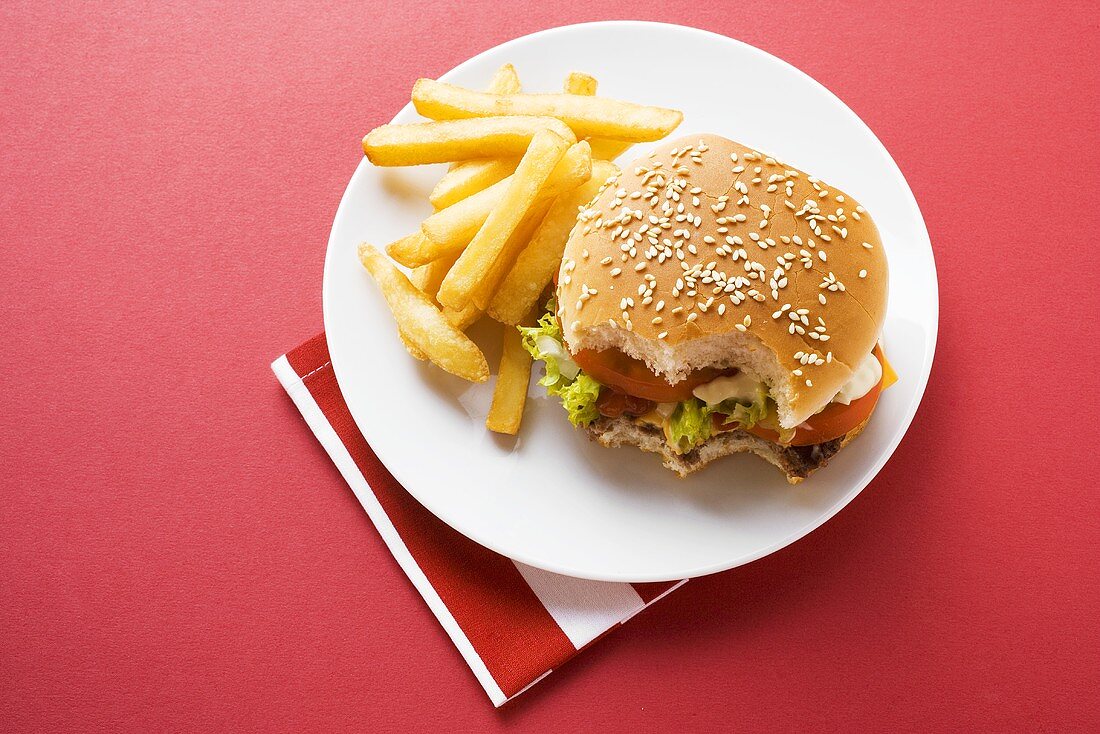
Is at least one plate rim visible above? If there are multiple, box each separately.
[322,20,939,582]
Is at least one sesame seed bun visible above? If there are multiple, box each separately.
[556,134,888,429]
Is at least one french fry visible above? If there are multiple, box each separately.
[386,231,434,269]
[414,178,512,266]
[472,146,593,308]
[442,302,482,331]
[417,141,592,267]
[410,252,481,328]
[357,244,488,382]
[473,196,554,310]
[438,129,570,310]
[437,132,579,311]
[562,72,634,162]
[486,320,534,435]
[407,251,481,329]
[430,65,523,203]
[588,138,634,161]
[563,72,598,96]
[488,160,619,324]
[410,249,460,304]
[446,64,521,173]
[488,63,520,95]
[429,157,518,210]
[363,116,575,166]
[389,237,481,326]
[399,332,428,360]
[412,78,683,141]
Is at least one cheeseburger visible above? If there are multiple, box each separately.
[521,133,894,482]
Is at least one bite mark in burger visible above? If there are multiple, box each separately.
[520,134,894,482]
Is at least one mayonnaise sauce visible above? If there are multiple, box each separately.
[691,372,761,407]
[831,352,882,405]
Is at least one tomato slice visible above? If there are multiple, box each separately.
[572,349,736,403]
[740,345,887,446]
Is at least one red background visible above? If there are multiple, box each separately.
[2,1,1098,731]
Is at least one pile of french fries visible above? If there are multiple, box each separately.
[356,66,683,434]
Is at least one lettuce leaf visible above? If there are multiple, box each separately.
[669,382,769,453]
[721,398,768,429]
[518,298,600,427]
[712,380,768,430]
[518,298,571,392]
[558,373,602,427]
[667,399,713,453]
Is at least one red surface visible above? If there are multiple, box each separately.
[2,1,1098,731]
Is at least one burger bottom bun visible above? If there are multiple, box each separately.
[586,415,871,484]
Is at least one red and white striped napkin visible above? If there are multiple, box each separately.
[272,333,686,705]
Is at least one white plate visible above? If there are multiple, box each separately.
[323,21,937,582]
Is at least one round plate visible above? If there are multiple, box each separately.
[323,21,937,582]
